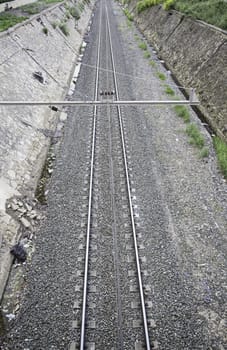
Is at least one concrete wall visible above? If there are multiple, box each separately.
[0,0,94,300]
[129,1,227,140]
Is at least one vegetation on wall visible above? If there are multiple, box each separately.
[0,0,83,32]
[135,0,227,30]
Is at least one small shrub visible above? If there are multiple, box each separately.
[213,136,227,178]
[143,50,151,58]
[199,147,209,158]
[157,72,166,80]
[164,85,175,96]
[42,27,48,35]
[69,6,80,20]
[59,23,69,36]
[186,123,205,149]
[174,105,190,123]
[138,41,147,50]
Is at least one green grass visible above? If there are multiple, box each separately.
[143,50,151,58]
[59,23,69,36]
[138,41,147,50]
[42,0,62,3]
[213,136,227,178]
[164,85,175,96]
[186,123,205,149]
[124,8,134,21]
[20,3,41,14]
[174,105,190,123]
[157,72,166,80]
[0,13,28,32]
[163,0,175,10]
[137,0,161,14]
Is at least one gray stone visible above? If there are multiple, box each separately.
[20,217,31,228]
[11,203,19,211]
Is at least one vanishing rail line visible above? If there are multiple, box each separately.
[79,2,102,349]
[79,0,151,348]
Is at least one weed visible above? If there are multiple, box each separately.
[143,50,151,58]
[124,8,133,21]
[186,123,205,149]
[51,21,57,28]
[163,0,175,10]
[138,41,147,50]
[174,105,190,123]
[59,23,69,36]
[134,34,140,41]
[157,72,166,80]
[78,2,84,12]
[0,13,28,32]
[149,60,156,67]
[213,136,227,178]
[127,19,132,27]
[42,26,48,34]
[65,11,71,19]
[199,147,209,158]
[164,85,175,96]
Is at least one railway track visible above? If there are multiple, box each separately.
[69,1,152,349]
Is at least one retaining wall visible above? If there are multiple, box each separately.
[0,0,94,300]
[128,1,227,140]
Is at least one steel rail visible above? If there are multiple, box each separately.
[79,3,102,349]
[105,2,151,349]
[0,100,199,106]
[105,12,124,348]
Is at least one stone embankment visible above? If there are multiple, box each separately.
[128,0,227,140]
[0,0,94,300]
